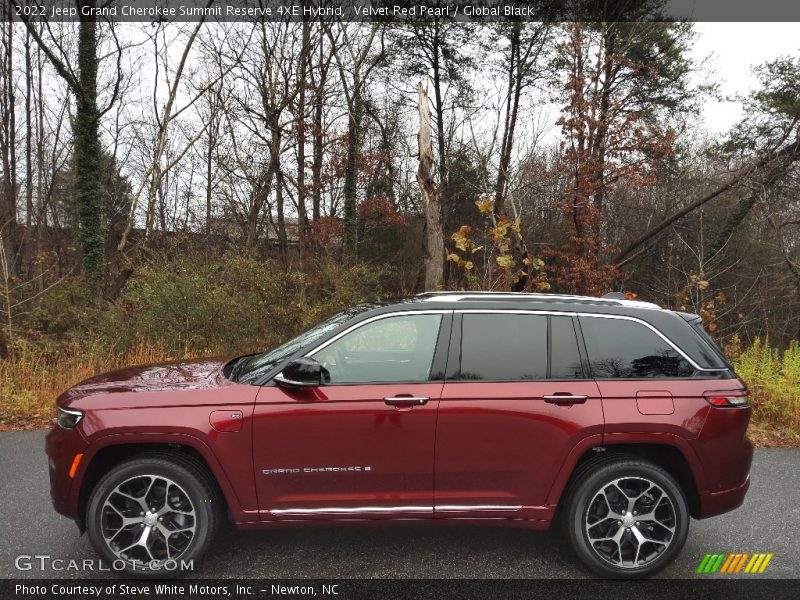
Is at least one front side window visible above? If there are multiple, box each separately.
[310,313,443,384]
[230,306,372,384]
[580,317,694,378]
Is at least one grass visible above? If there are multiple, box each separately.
[1,337,799,445]
[0,341,210,430]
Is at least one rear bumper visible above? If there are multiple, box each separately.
[697,474,750,519]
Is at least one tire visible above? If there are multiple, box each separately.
[563,457,690,579]
[86,453,222,577]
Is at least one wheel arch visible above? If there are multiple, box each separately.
[549,439,703,518]
[77,436,239,532]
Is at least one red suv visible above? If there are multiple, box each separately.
[46,292,753,578]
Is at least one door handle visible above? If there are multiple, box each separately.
[384,396,429,407]
[543,394,588,405]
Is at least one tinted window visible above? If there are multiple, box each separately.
[551,317,583,379]
[310,314,442,384]
[460,314,547,380]
[580,317,694,378]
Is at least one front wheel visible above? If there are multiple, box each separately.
[564,458,690,578]
[86,454,222,577]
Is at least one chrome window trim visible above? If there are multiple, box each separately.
[301,307,712,374]
[454,309,714,372]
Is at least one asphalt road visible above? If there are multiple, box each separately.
[1,430,797,580]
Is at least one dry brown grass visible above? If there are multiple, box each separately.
[0,341,211,430]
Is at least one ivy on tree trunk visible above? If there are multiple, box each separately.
[74,6,105,288]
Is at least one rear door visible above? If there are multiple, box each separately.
[435,311,603,520]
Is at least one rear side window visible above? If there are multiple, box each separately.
[687,319,731,368]
[460,314,547,380]
[457,314,584,381]
[580,317,694,378]
[551,316,583,379]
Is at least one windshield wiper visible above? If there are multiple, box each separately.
[228,355,252,381]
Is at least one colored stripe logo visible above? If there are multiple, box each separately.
[696,552,773,574]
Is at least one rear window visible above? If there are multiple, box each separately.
[687,319,732,368]
[580,316,694,378]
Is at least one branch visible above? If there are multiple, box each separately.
[11,1,80,95]
[615,129,800,264]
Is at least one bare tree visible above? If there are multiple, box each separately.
[417,84,443,290]
[14,1,125,287]
[326,22,384,258]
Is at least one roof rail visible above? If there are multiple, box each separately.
[415,291,661,310]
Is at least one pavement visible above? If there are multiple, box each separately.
[0,430,797,579]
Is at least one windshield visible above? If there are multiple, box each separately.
[229,306,372,384]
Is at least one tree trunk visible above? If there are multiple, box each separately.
[246,123,280,249]
[73,4,105,286]
[616,129,800,265]
[342,80,362,259]
[296,19,310,244]
[276,168,288,263]
[205,96,217,237]
[493,24,522,218]
[431,24,448,215]
[703,193,759,263]
[417,84,444,291]
[311,30,326,222]
[0,17,18,277]
[24,29,33,234]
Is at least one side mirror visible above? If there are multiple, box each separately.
[274,357,329,389]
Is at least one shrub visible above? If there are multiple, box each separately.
[732,337,800,441]
[0,253,390,427]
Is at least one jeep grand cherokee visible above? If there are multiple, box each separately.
[46,292,753,578]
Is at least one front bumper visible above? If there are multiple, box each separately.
[45,424,88,520]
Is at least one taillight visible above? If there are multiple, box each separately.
[704,390,749,407]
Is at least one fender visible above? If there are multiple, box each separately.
[73,432,257,523]
[545,433,603,506]
[603,432,709,492]
[545,432,709,507]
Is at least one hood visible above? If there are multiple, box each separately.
[58,358,227,405]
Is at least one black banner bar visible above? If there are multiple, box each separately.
[4,579,800,600]
[4,0,800,23]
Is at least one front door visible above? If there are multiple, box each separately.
[435,312,603,520]
[253,311,450,520]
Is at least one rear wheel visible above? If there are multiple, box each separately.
[564,458,689,578]
[86,454,221,577]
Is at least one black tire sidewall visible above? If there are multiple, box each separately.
[567,460,690,579]
[86,458,217,577]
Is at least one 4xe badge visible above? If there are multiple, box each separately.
[696,552,774,574]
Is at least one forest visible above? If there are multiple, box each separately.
[0,5,799,442]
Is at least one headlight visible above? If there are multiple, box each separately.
[55,406,84,430]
